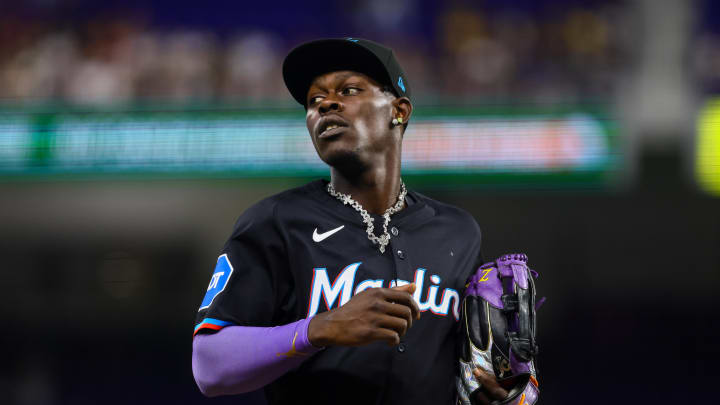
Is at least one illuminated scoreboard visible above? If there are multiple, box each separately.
[0,105,620,186]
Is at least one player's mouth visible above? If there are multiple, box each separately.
[316,117,349,139]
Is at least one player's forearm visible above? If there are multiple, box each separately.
[192,317,321,397]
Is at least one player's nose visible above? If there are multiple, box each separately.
[318,98,343,114]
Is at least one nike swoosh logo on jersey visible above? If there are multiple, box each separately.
[313,225,345,242]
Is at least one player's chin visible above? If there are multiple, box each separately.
[319,146,367,174]
[315,131,358,160]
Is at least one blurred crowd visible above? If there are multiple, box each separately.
[0,2,633,106]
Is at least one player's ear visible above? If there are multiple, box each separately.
[392,97,412,132]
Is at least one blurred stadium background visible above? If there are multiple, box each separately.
[0,0,718,404]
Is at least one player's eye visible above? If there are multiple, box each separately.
[341,87,360,96]
[308,95,324,105]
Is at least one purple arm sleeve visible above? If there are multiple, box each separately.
[192,317,322,397]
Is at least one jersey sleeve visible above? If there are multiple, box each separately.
[194,200,292,336]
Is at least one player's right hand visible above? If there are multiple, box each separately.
[307,283,421,347]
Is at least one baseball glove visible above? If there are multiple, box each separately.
[457,253,543,405]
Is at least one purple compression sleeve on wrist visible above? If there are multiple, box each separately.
[192,317,322,397]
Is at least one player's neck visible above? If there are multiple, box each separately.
[329,162,404,215]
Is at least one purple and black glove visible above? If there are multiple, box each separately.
[457,254,544,405]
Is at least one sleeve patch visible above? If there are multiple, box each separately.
[199,254,234,311]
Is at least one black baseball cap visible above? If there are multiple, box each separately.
[282,37,411,106]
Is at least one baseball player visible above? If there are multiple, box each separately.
[192,38,521,405]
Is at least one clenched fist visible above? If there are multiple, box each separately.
[308,283,421,347]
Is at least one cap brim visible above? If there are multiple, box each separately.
[282,39,394,106]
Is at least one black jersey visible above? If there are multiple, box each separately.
[194,179,483,405]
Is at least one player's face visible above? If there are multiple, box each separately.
[305,71,399,170]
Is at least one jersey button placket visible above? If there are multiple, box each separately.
[389,222,412,287]
[391,226,399,236]
[388,225,412,363]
